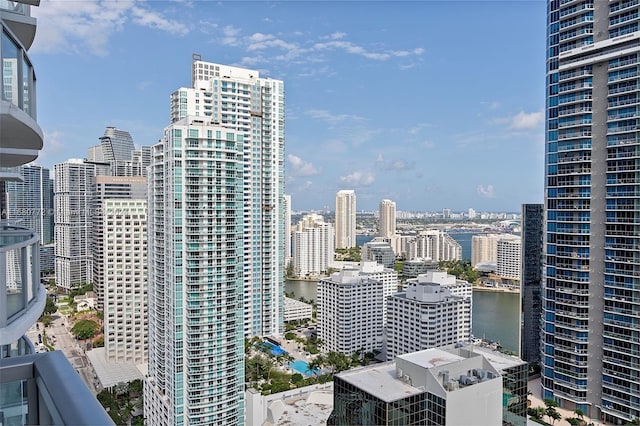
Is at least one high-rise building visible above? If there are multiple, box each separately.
[361,240,396,269]
[0,3,111,422]
[496,234,521,281]
[318,264,397,355]
[145,58,285,425]
[386,270,471,361]
[292,213,334,277]
[284,194,292,268]
[101,198,147,364]
[468,208,476,220]
[406,230,462,262]
[520,204,543,364]
[471,234,499,267]
[99,126,135,163]
[378,199,396,238]
[543,3,640,423]
[91,176,147,309]
[53,159,109,291]
[335,189,356,249]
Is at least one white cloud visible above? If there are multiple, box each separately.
[341,171,375,187]
[32,0,188,56]
[220,25,242,46]
[38,130,67,162]
[287,154,320,176]
[306,109,365,124]
[477,184,496,198]
[509,111,544,130]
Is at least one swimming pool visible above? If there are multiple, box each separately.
[289,359,319,376]
[259,341,288,356]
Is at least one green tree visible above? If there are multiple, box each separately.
[70,319,100,340]
[43,297,57,315]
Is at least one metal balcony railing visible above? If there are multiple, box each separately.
[0,351,114,425]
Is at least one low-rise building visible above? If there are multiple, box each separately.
[284,297,313,322]
[328,347,503,426]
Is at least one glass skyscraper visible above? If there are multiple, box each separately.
[543,1,639,423]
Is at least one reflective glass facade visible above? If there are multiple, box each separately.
[544,1,640,423]
[328,376,429,426]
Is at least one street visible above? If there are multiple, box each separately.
[27,314,99,395]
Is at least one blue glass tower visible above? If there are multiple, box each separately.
[544,1,640,423]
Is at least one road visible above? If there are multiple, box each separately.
[29,314,99,395]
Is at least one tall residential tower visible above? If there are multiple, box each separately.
[543,2,640,423]
[335,189,356,249]
[378,199,396,238]
[145,58,285,425]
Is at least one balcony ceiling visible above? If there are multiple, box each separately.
[0,99,42,166]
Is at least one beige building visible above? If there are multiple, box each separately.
[334,190,356,249]
[101,198,147,364]
[378,199,396,238]
[471,234,500,267]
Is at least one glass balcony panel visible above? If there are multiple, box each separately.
[6,248,24,318]
[2,29,19,106]
[0,379,28,425]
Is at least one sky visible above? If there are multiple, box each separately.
[29,0,546,213]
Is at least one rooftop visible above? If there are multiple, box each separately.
[397,347,465,369]
[337,362,424,403]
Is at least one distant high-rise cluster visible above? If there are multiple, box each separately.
[543,2,640,423]
[335,189,356,249]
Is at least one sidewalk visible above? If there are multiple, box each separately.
[528,378,602,426]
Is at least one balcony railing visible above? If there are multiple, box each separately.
[0,351,114,425]
[0,224,44,345]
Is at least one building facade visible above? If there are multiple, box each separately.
[361,240,395,269]
[328,347,504,426]
[386,271,472,361]
[406,230,462,262]
[543,2,640,423]
[496,234,522,281]
[378,199,396,238]
[145,58,286,425]
[53,160,108,291]
[145,119,246,426]
[471,234,499,267]
[283,297,313,322]
[520,203,543,364]
[335,190,356,249]
[318,267,388,355]
[101,198,147,364]
[92,175,147,309]
[292,213,334,277]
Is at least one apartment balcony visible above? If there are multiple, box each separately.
[0,224,45,347]
[0,20,42,167]
[0,351,113,425]
[0,0,38,50]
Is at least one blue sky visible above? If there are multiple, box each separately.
[30,1,546,213]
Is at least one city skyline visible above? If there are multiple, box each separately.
[30,1,545,212]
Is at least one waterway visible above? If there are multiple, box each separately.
[284,280,520,354]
